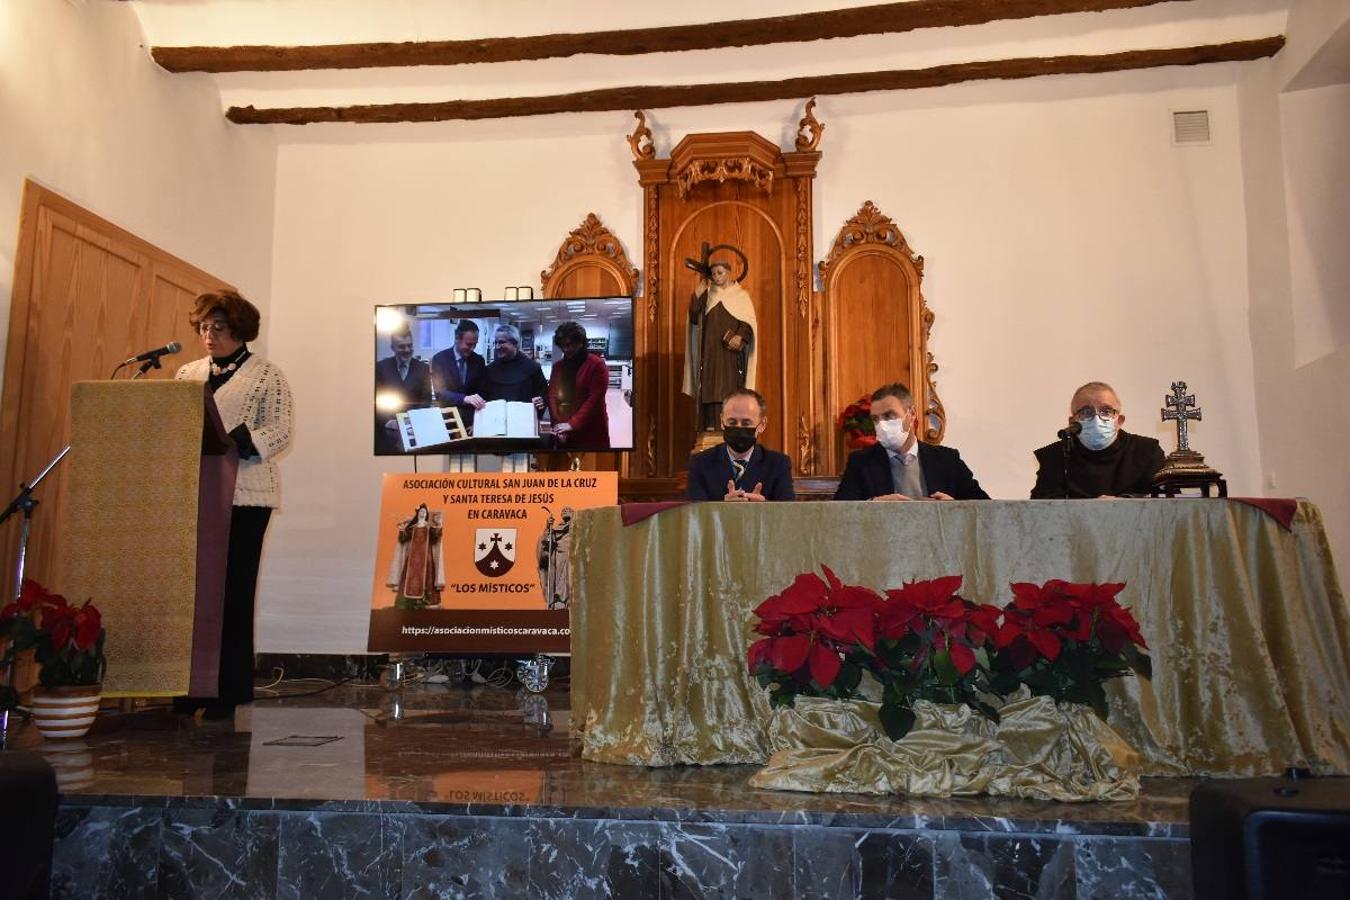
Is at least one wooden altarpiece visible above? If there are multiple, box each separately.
[533,104,948,497]
[628,108,822,480]
[816,200,947,474]
[538,213,639,475]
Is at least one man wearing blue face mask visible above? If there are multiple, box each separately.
[834,382,989,501]
[1030,381,1165,499]
[686,389,795,501]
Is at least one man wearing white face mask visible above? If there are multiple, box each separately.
[1030,381,1164,499]
[834,382,989,501]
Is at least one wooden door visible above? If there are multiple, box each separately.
[0,180,231,599]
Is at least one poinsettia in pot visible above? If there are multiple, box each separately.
[747,565,882,708]
[871,575,1004,740]
[836,395,876,451]
[990,579,1152,721]
[0,579,107,740]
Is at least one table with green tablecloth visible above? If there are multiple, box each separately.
[570,499,1350,776]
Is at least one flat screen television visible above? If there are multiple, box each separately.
[373,296,635,456]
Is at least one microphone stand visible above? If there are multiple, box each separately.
[0,448,69,746]
[1061,435,1072,500]
[1,447,71,601]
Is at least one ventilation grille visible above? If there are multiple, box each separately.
[1172,110,1211,145]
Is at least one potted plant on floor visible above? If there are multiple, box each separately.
[1,580,107,740]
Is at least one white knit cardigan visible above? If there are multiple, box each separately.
[176,355,294,508]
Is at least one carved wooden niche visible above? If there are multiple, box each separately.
[817,201,947,474]
[632,107,821,478]
[538,212,639,475]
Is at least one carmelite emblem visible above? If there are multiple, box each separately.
[474,529,516,578]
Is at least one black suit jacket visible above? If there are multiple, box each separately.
[686,444,795,502]
[375,356,432,452]
[834,442,989,501]
[429,348,486,407]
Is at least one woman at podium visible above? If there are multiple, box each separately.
[174,290,294,718]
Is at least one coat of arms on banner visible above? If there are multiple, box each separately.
[474,529,517,577]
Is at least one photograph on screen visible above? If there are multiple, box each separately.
[373,297,635,455]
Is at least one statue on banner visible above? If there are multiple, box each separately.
[387,504,445,609]
[536,506,575,610]
[683,242,758,431]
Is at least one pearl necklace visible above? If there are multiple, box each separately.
[210,347,250,377]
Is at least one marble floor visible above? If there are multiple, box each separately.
[3,681,1200,898]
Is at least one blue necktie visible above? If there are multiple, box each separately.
[457,357,467,387]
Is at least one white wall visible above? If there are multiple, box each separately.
[261,65,1266,653]
[1281,84,1350,367]
[1238,0,1350,586]
[0,0,278,386]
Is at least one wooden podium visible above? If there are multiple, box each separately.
[61,381,237,698]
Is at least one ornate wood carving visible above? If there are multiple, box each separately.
[226,39,1284,124]
[817,201,946,471]
[795,97,824,152]
[539,212,638,292]
[797,414,815,474]
[674,157,774,198]
[817,200,919,280]
[627,110,655,161]
[643,189,660,323]
[794,180,811,321]
[158,1,1177,73]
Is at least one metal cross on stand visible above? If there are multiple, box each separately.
[1151,380,1225,497]
[1161,381,1202,453]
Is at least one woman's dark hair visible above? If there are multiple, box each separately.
[553,321,587,348]
[189,290,261,342]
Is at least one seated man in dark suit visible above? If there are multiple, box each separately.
[430,319,486,423]
[835,382,989,501]
[1030,381,1164,498]
[374,327,432,453]
[686,389,795,502]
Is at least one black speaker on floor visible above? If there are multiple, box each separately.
[0,750,57,899]
[1190,770,1350,900]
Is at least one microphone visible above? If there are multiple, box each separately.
[123,341,182,366]
[1057,421,1082,441]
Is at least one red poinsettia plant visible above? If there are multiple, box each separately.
[0,580,107,709]
[748,568,1002,740]
[748,570,1151,741]
[870,575,1004,739]
[836,395,876,450]
[989,580,1151,721]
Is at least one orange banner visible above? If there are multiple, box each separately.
[367,472,617,653]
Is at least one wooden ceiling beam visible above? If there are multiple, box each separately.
[156,0,1182,73]
[225,37,1283,125]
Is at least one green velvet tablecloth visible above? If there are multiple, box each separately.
[570,499,1350,776]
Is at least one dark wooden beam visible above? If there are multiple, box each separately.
[225,38,1284,125]
[156,0,1181,73]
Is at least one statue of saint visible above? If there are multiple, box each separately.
[387,504,445,609]
[536,506,574,610]
[682,245,758,430]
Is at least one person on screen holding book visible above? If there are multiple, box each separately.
[174,290,293,719]
[480,324,547,412]
[834,382,988,501]
[375,326,431,453]
[1030,381,1164,499]
[686,388,794,502]
[547,320,610,450]
[430,319,486,423]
